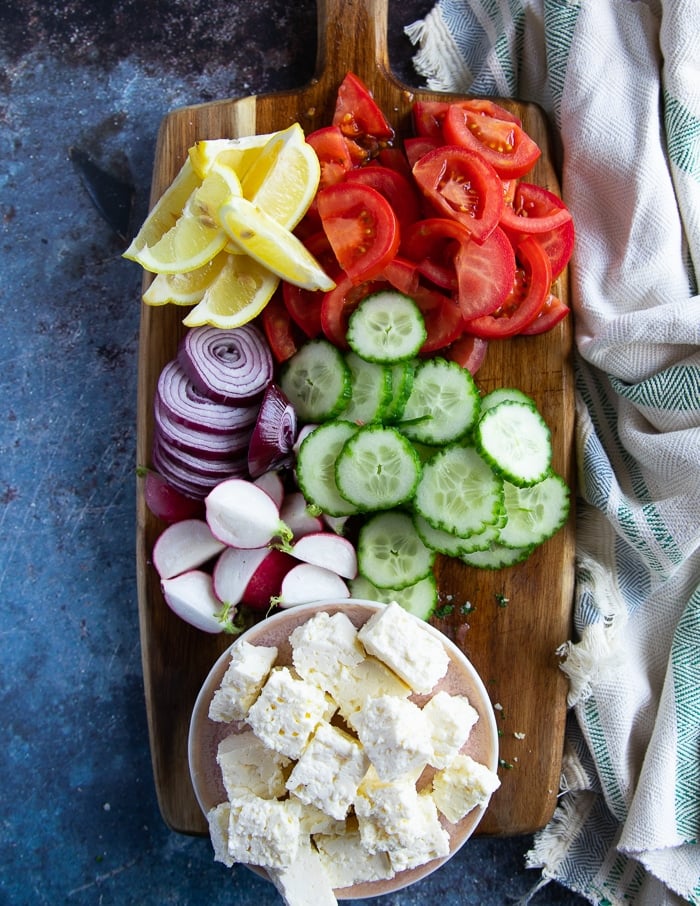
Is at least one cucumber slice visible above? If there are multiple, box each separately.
[336,425,422,511]
[339,352,393,425]
[499,473,570,549]
[280,338,351,423]
[414,443,504,538]
[399,357,480,445]
[346,292,427,363]
[475,400,552,487]
[479,387,537,415]
[382,359,416,422]
[357,511,435,590]
[349,573,438,621]
[413,513,502,557]
[296,420,359,517]
[460,542,533,570]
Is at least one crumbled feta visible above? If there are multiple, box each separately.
[207,801,234,867]
[357,601,449,693]
[227,795,301,869]
[286,721,369,820]
[353,694,432,781]
[208,640,278,722]
[330,656,411,729]
[217,730,290,799]
[290,795,346,837]
[422,690,479,769]
[268,836,338,906]
[354,768,450,872]
[246,666,336,759]
[290,610,364,692]
[431,753,501,824]
[314,828,394,887]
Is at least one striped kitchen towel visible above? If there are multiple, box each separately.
[406,2,700,904]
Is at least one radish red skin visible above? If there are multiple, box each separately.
[143,470,204,523]
[242,549,297,610]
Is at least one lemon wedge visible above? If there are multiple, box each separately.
[182,253,280,329]
[188,133,276,180]
[241,123,321,229]
[142,252,228,306]
[123,158,201,261]
[130,163,242,274]
[219,196,336,291]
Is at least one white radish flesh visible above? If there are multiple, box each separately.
[152,518,227,579]
[213,546,296,610]
[205,478,292,548]
[253,470,285,509]
[275,563,350,608]
[279,492,324,539]
[161,570,226,633]
[288,532,358,579]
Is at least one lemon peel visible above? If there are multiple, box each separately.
[142,253,228,306]
[188,133,276,180]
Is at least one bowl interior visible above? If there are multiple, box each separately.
[188,600,499,899]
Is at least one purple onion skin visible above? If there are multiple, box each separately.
[247,383,298,479]
[154,399,253,461]
[178,324,274,405]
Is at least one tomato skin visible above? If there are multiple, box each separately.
[499,182,574,278]
[412,145,504,243]
[412,100,450,140]
[404,136,441,169]
[445,333,489,374]
[454,225,516,320]
[462,234,552,338]
[320,275,388,348]
[402,217,472,292]
[317,181,400,285]
[443,102,541,178]
[306,125,354,189]
[344,165,422,229]
[333,72,395,148]
[519,293,570,335]
[412,286,466,354]
[260,291,301,362]
[282,231,340,338]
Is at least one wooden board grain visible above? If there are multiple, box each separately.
[135,0,575,837]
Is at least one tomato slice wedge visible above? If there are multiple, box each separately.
[317,181,400,285]
[412,145,504,243]
[260,291,301,362]
[401,217,473,291]
[462,234,552,338]
[412,100,450,140]
[455,225,516,320]
[443,102,541,178]
[415,288,466,354]
[520,293,570,335]
[499,182,575,278]
[306,125,354,190]
[404,136,441,169]
[282,231,340,338]
[445,333,489,374]
[344,165,422,229]
[333,72,395,151]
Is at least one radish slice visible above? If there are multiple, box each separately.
[274,563,350,608]
[293,423,317,457]
[157,358,259,434]
[322,513,350,535]
[288,532,358,579]
[206,478,293,548]
[243,549,297,610]
[279,492,324,539]
[153,518,227,579]
[213,546,267,605]
[178,324,274,405]
[142,469,204,523]
[253,471,285,508]
[161,570,227,633]
[247,383,298,478]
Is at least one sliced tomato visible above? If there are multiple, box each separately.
[454,225,516,320]
[260,291,300,362]
[462,234,552,338]
[306,125,354,190]
[404,136,441,169]
[320,275,388,347]
[317,181,400,284]
[401,217,473,292]
[445,333,489,374]
[413,286,465,354]
[412,145,504,243]
[344,165,421,229]
[380,256,420,295]
[443,101,541,178]
[412,100,450,140]
[333,71,395,156]
[282,232,340,338]
[376,147,414,181]
[520,293,570,335]
[499,182,574,278]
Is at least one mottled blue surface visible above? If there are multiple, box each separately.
[0,3,587,904]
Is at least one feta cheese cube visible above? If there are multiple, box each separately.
[247,666,336,759]
[286,722,369,820]
[357,601,449,693]
[422,690,479,769]
[290,611,365,693]
[314,829,394,888]
[354,694,432,781]
[431,753,501,823]
[206,801,234,867]
[209,640,278,722]
[268,837,338,906]
[290,795,346,837]
[354,769,449,872]
[330,656,411,729]
[227,795,301,869]
[217,730,290,799]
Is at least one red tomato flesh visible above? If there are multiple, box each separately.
[443,102,541,178]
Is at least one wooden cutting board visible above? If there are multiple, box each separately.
[135,0,575,838]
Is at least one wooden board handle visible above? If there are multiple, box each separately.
[315,0,391,89]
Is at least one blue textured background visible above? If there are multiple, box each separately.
[0,2,587,903]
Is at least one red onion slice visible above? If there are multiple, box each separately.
[154,399,253,461]
[177,324,274,404]
[247,383,298,478]
[157,359,259,435]
[152,436,249,500]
